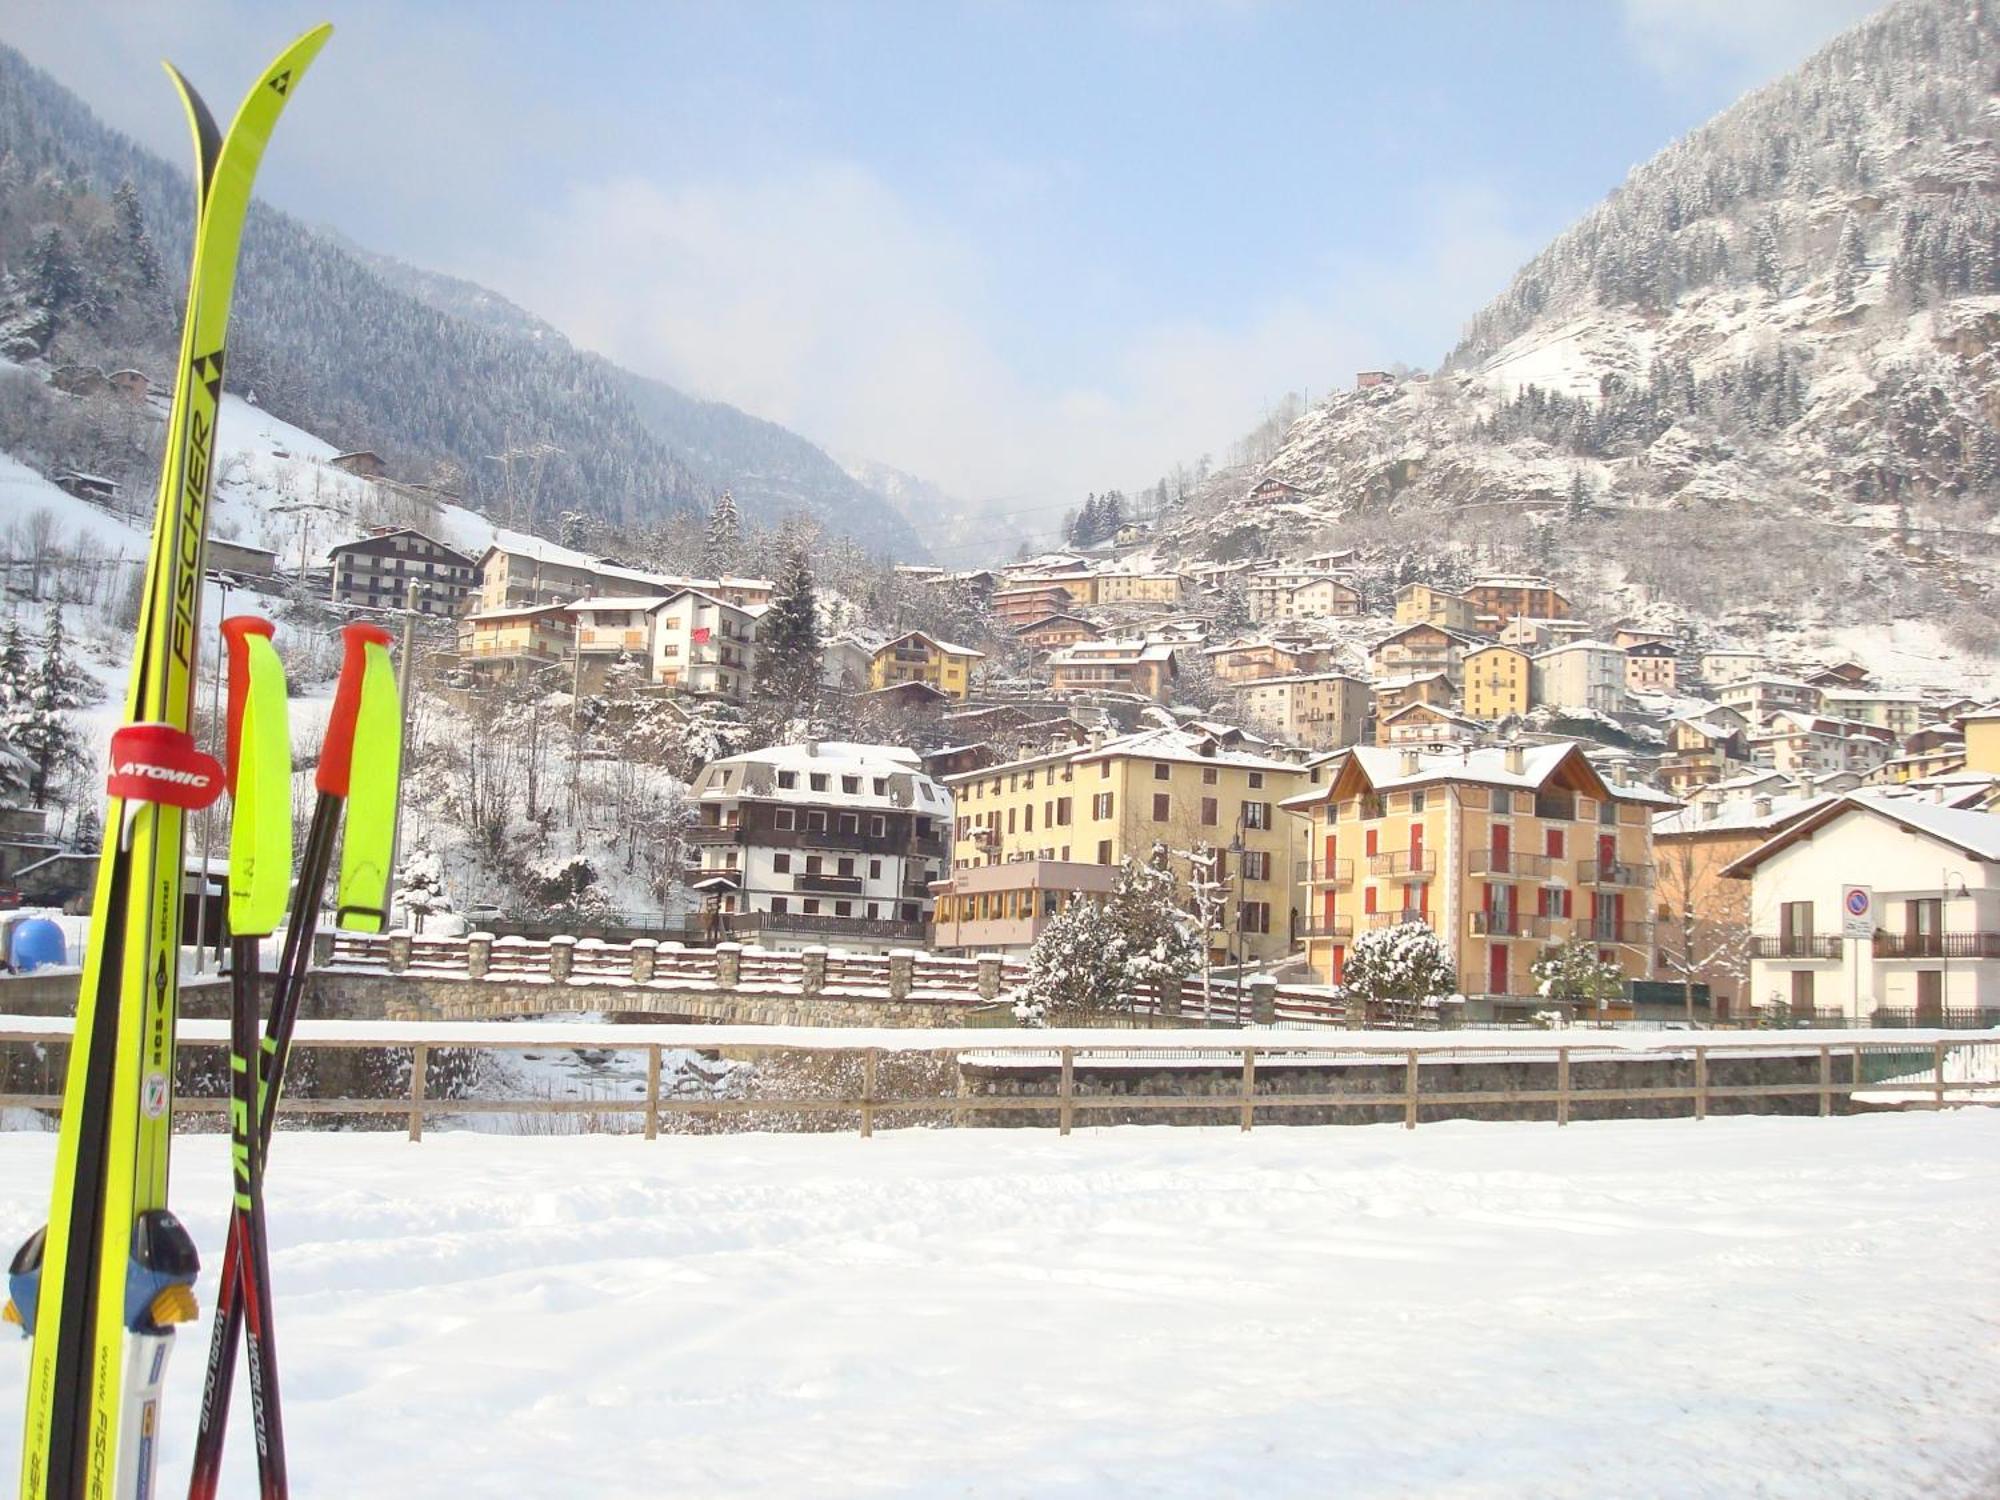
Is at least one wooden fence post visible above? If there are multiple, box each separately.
[1556,1046,1570,1127]
[1694,1046,1708,1121]
[861,1048,878,1139]
[1404,1049,1419,1130]
[408,1043,428,1142]
[1058,1047,1074,1136]
[644,1044,662,1141]
[1240,1047,1256,1132]
[1818,1044,1832,1118]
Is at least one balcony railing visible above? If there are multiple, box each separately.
[1295,858,1355,885]
[793,872,864,896]
[698,911,929,943]
[1364,910,1429,930]
[1579,859,1654,887]
[1872,931,2000,959]
[1368,849,1437,879]
[1467,850,1556,881]
[1751,934,1843,959]
[1583,920,1654,947]
[686,824,744,845]
[1470,911,1553,940]
[1298,917,1354,939]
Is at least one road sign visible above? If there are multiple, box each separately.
[1841,885,1873,939]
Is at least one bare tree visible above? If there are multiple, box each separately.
[1654,837,1753,1024]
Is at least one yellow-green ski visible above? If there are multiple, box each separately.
[13,25,331,1500]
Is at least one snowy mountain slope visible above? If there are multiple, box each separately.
[1156,0,2000,676]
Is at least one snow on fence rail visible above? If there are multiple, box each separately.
[0,1018,1992,1141]
[321,932,1358,1025]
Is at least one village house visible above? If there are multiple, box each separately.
[1726,795,2000,1024]
[1804,660,1873,691]
[1463,575,1571,629]
[1497,616,1594,651]
[869,631,985,701]
[1393,583,1480,633]
[1818,688,1925,739]
[1699,649,1774,686]
[1611,627,1677,651]
[1378,701,1482,748]
[1246,574,1362,623]
[821,633,882,691]
[1715,675,1823,726]
[475,538,671,611]
[1963,707,2000,775]
[1005,570,1101,606]
[1013,613,1102,654]
[1246,476,1308,504]
[1231,672,1371,750]
[1370,622,1477,684]
[991,584,1074,626]
[1748,711,1894,777]
[938,727,1312,964]
[1095,572,1189,607]
[461,604,574,681]
[329,527,476,617]
[1658,712,1751,794]
[567,596,672,692]
[1370,672,1455,725]
[652,589,760,701]
[206,538,280,579]
[1291,741,1672,1016]
[684,742,952,953]
[1623,640,1679,694]
[1047,639,1178,700]
[1202,639,1331,685]
[1462,643,1533,722]
[1531,640,1629,717]
[329,450,388,479]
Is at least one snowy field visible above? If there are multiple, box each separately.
[1,1113,1997,1497]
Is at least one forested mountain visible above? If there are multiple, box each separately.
[0,41,925,557]
[1157,0,2000,664]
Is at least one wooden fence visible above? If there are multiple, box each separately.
[1,1019,1993,1141]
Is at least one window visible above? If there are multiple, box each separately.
[869,859,882,879]
[917,818,931,836]
[839,813,859,835]
[1093,792,1115,819]
[1365,829,1378,857]
[1790,969,1815,1012]
[1781,901,1814,944]
[773,853,792,874]
[777,771,797,789]
[1201,797,1217,827]
[1154,763,1171,781]
[1056,798,1072,826]
[867,903,880,919]
[805,855,823,875]
[1545,828,1565,859]
[806,811,827,832]
[1008,809,1017,834]
[871,815,887,837]
[1097,839,1113,865]
[1242,801,1272,831]
[837,857,855,877]
[1100,761,1112,780]
[810,773,828,792]
[1248,771,1264,789]
[1202,767,1217,785]
[771,897,788,914]
[1243,850,1270,881]
[835,901,852,917]
[1152,793,1170,821]
[1600,799,1617,826]
[1241,900,1271,934]
[873,778,888,795]
[842,775,860,794]
[1410,790,1426,813]
[802,898,821,915]
[775,808,796,831]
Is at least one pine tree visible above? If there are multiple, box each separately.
[1339,921,1455,1024]
[757,542,821,704]
[0,618,29,712]
[111,177,163,289]
[705,490,742,577]
[1565,470,1593,521]
[38,605,91,710]
[1833,212,1865,307]
[1105,850,1200,992]
[10,656,81,810]
[1530,940,1627,1020]
[1753,217,1782,297]
[28,225,81,312]
[1020,895,1122,1023]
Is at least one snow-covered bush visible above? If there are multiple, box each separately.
[1338,921,1455,1025]
[1531,940,1626,1019]
[1023,897,1122,1022]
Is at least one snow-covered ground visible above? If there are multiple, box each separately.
[1,1112,1996,1497]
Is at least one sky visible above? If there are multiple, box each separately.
[11,0,1882,526]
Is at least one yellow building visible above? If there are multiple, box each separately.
[1463,644,1532,721]
[1394,583,1480,632]
[1291,741,1673,1014]
[461,603,574,680]
[1095,572,1188,606]
[939,727,1315,964]
[869,630,985,700]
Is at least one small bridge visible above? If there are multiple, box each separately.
[314,932,1356,1029]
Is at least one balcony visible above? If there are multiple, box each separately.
[1364,910,1429,930]
[1582,920,1654,947]
[793,872,864,896]
[1872,931,2000,959]
[1751,934,1843,959]
[1471,911,1553,940]
[1579,858,1654,887]
[686,824,745,846]
[1296,858,1355,886]
[1368,849,1437,880]
[1534,793,1575,821]
[694,911,929,944]
[1299,916,1354,939]
[1468,850,1556,881]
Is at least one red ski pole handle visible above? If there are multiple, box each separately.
[218,616,277,797]
[317,622,394,796]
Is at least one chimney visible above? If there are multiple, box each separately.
[1753,795,1773,818]
[1400,749,1421,775]
[1700,800,1719,822]
[1504,744,1525,775]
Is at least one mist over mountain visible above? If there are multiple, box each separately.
[0,40,927,558]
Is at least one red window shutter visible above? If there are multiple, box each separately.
[1546,828,1564,858]
[1364,886,1378,914]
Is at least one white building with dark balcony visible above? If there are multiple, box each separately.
[1726,793,2000,1025]
[328,527,476,616]
[685,742,953,952]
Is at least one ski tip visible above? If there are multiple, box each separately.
[162,60,223,196]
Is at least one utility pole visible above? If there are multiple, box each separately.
[568,630,584,825]
[383,581,419,928]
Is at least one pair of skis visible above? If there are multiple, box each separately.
[184,618,401,1500]
[6,26,334,1500]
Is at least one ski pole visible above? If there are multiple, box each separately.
[186,621,396,1500]
[216,616,294,1500]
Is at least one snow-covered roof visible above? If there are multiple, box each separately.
[1232,671,1368,688]
[564,595,672,614]
[1335,740,1668,805]
[1533,638,1625,658]
[696,741,951,809]
[1379,702,1480,726]
[1368,672,1452,691]
[467,603,572,623]
[1653,791,1831,838]
[1050,641,1176,665]
[878,630,987,659]
[1722,793,2000,876]
[1074,726,1300,774]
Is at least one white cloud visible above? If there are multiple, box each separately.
[1620,0,1884,90]
[483,165,1538,512]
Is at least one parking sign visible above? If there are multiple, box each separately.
[1841,885,1873,939]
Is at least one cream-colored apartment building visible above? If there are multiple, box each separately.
[1232,672,1370,750]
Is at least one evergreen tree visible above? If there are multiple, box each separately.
[0,618,29,711]
[757,542,821,704]
[1339,921,1455,1023]
[10,656,81,810]
[38,605,91,710]
[72,803,100,853]
[1105,850,1201,991]
[1020,895,1122,1023]
[1753,217,1782,297]
[111,177,163,289]
[1832,212,1865,307]
[28,224,81,311]
[705,490,742,576]
[1530,940,1627,1020]
[1565,470,1594,521]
